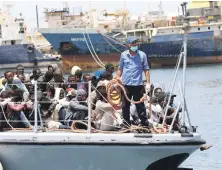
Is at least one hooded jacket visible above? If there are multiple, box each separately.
[64,89,88,125]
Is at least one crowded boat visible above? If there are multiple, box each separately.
[0,63,181,133]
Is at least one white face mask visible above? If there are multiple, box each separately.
[130,46,138,52]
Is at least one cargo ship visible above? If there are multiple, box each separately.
[38,1,222,73]
[0,6,61,70]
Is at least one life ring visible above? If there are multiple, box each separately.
[27,45,34,53]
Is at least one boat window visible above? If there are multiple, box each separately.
[208,27,210,30]
[219,26,221,29]
[198,27,200,31]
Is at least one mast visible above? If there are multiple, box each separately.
[36,5,39,28]
[159,1,162,20]
[181,2,190,126]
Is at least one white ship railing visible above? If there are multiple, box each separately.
[0,77,194,134]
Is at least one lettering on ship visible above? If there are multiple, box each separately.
[71,38,86,41]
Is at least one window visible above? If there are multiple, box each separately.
[219,26,221,29]
[208,27,210,30]
[198,27,200,31]
[209,1,213,8]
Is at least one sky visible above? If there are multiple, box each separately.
[0,1,190,31]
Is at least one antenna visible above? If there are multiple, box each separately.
[159,1,162,20]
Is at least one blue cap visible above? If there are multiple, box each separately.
[125,36,138,44]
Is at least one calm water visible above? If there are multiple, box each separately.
[150,64,222,170]
[1,64,222,169]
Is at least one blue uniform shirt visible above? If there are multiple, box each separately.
[119,50,149,86]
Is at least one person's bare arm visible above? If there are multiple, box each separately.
[116,68,123,78]
[144,69,150,84]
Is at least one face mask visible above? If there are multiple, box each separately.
[130,46,138,52]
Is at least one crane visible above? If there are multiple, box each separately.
[102,9,129,30]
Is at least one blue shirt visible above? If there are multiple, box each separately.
[119,50,149,86]
[94,69,105,80]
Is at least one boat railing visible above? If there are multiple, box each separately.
[0,78,196,134]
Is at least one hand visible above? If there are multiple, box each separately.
[145,83,151,93]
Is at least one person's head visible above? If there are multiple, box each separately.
[68,75,76,88]
[66,88,76,100]
[165,92,176,106]
[83,73,92,91]
[96,85,107,102]
[101,71,112,81]
[105,63,114,74]
[0,90,11,98]
[12,88,23,101]
[33,68,41,79]
[125,36,139,53]
[83,73,92,82]
[4,71,14,83]
[25,81,34,92]
[76,89,87,101]
[48,65,54,72]
[44,71,54,82]
[17,74,26,83]
[75,70,83,83]
[53,69,63,82]
[154,87,163,97]
[68,75,75,83]
[16,64,24,75]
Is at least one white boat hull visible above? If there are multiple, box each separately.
[0,132,205,170]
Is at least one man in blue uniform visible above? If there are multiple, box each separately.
[116,36,151,127]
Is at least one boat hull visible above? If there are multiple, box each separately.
[0,143,198,170]
[0,132,205,170]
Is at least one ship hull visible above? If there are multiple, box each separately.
[62,53,222,73]
[39,28,222,73]
[0,44,61,69]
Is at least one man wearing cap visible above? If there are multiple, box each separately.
[116,36,151,127]
[94,63,114,81]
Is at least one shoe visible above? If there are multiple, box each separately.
[131,119,140,126]
[140,120,150,127]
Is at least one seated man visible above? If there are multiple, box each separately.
[92,85,122,131]
[15,64,30,81]
[66,75,76,89]
[0,90,13,131]
[2,71,29,102]
[6,89,32,128]
[156,92,180,130]
[60,89,88,126]
[94,63,114,82]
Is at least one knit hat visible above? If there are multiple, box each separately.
[105,63,114,70]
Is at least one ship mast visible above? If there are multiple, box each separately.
[181,2,190,126]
